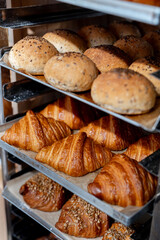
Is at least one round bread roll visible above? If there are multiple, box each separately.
[114,35,154,61]
[135,22,159,35]
[129,56,160,96]
[84,45,131,73]
[44,52,99,92]
[91,68,156,115]
[109,21,141,38]
[143,31,160,56]
[43,29,87,53]
[8,36,58,75]
[78,25,116,48]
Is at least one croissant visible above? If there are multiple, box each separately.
[80,115,143,151]
[19,173,69,211]
[102,222,135,240]
[55,194,110,238]
[1,110,71,152]
[124,133,160,162]
[36,132,113,177]
[88,154,157,207]
[40,96,103,130]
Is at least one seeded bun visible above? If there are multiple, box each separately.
[44,52,99,92]
[78,25,116,48]
[114,35,154,61]
[143,31,160,56]
[129,56,160,96]
[91,68,156,115]
[8,36,58,75]
[84,45,131,73]
[43,29,87,53]
[109,21,141,38]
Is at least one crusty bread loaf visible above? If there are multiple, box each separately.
[129,56,160,95]
[43,29,87,53]
[91,68,156,115]
[8,36,58,75]
[44,52,99,92]
[143,30,160,56]
[78,25,116,48]
[84,45,131,73]
[114,35,154,61]
[109,21,141,38]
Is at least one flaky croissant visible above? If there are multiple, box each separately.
[88,154,157,207]
[40,95,102,130]
[1,110,71,152]
[19,173,69,211]
[36,132,113,177]
[124,133,160,162]
[80,115,143,151]
[55,194,110,238]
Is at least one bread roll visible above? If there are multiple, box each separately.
[44,52,99,92]
[43,29,87,53]
[135,22,159,35]
[8,36,58,75]
[78,25,116,48]
[84,45,131,73]
[129,56,160,95]
[143,30,160,56]
[114,35,154,61]
[109,21,141,38]
[91,68,156,115]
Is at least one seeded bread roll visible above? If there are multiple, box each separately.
[129,56,160,95]
[84,45,131,73]
[44,52,99,92]
[143,30,160,56]
[109,21,141,38]
[43,29,87,53]
[91,68,156,115]
[8,36,58,75]
[114,35,154,61]
[78,25,116,48]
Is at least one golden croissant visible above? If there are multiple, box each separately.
[1,110,71,152]
[19,173,69,212]
[124,133,160,162]
[80,115,143,151]
[36,132,113,177]
[40,95,102,130]
[88,154,157,207]
[55,194,110,238]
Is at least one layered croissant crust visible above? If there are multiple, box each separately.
[124,133,160,162]
[55,194,110,238]
[19,173,68,211]
[1,110,71,152]
[88,154,157,207]
[36,132,113,177]
[40,96,102,130]
[80,115,143,151]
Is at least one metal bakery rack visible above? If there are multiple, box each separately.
[0,1,160,240]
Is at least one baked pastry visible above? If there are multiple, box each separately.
[135,22,159,35]
[124,133,160,162]
[129,56,160,95]
[78,24,116,48]
[114,35,154,61]
[55,194,110,238]
[8,36,58,75]
[19,173,68,211]
[1,110,71,152]
[143,30,160,56]
[40,96,103,130]
[109,21,141,38]
[84,45,131,73]
[88,154,157,207]
[80,115,143,151]
[91,68,156,115]
[43,29,87,53]
[36,132,113,177]
[103,222,135,240]
[44,52,98,92]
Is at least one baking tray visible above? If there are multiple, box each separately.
[0,52,160,132]
[0,129,156,226]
